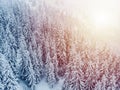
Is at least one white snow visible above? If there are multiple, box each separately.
[17,80,29,90]
[36,79,64,90]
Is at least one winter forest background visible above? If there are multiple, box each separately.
[0,0,120,90]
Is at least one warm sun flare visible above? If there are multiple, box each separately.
[91,12,111,28]
[87,10,119,41]
[61,0,120,43]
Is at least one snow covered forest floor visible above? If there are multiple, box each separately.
[17,79,64,90]
[0,0,120,90]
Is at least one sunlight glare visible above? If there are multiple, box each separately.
[88,10,119,41]
[92,12,110,28]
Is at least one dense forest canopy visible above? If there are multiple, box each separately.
[0,0,120,90]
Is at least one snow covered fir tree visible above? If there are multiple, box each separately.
[0,0,120,90]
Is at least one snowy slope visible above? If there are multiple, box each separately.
[0,0,120,90]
